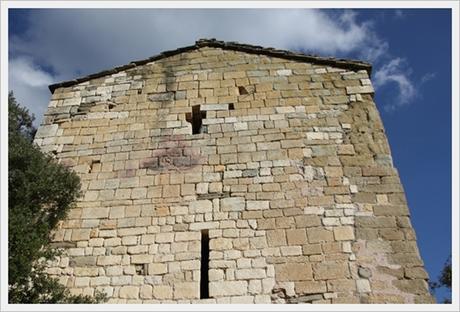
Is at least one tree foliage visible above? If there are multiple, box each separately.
[8,92,105,303]
[430,255,452,304]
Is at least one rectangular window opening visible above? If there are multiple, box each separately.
[200,229,210,299]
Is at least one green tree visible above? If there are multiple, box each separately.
[8,92,105,303]
[430,255,452,303]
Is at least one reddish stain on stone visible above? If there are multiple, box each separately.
[141,135,205,172]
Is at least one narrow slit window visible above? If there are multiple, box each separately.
[200,230,210,299]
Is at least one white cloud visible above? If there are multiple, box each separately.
[421,72,436,84]
[8,57,57,123]
[10,9,384,76]
[8,9,414,123]
[374,58,416,111]
[9,57,54,87]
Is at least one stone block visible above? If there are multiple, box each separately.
[162,185,180,198]
[209,281,248,297]
[71,229,90,241]
[69,256,97,267]
[295,281,327,294]
[393,279,429,295]
[210,238,232,250]
[130,254,153,264]
[190,200,213,213]
[155,232,174,243]
[119,286,139,299]
[174,282,199,299]
[280,246,302,256]
[74,277,90,287]
[295,215,321,227]
[175,231,201,242]
[346,85,374,94]
[277,69,292,76]
[221,197,245,211]
[128,245,149,255]
[235,269,266,280]
[246,200,270,210]
[302,244,322,255]
[139,285,153,299]
[307,227,334,243]
[313,261,350,280]
[148,263,168,275]
[333,226,355,241]
[286,229,307,245]
[230,296,254,304]
[35,124,59,138]
[267,229,286,247]
[74,267,99,276]
[153,285,173,299]
[405,267,429,279]
[373,205,409,216]
[275,263,313,281]
[97,255,122,266]
[358,267,372,278]
[356,279,371,293]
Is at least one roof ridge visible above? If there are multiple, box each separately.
[48,38,372,93]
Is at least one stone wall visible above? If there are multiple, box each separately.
[34,44,434,303]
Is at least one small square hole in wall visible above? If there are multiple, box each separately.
[90,159,101,173]
[228,103,235,110]
[238,86,248,95]
[186,105,207,134]
[135,264,147,275]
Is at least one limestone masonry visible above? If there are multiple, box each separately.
[34,39,434,303]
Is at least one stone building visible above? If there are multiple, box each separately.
[34,39,434,303]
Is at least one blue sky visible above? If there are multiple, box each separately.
[8,8,452,302]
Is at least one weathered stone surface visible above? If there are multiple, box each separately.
[246,201,270,210]
[267,229,286,247]
[37,39,432,304]
[405,267,429,279]
[69,256,97,267]
[174,282,199,299]
[356,279,371,293]
[346,85,374,94]
[221,197,245,211]
[71,229,90,241]
[313,262,350,280]
[153,285,173,299]
[358,267,372,278]
[393,279,429,295]
[119,286,139,299]
[333,226,355,241]
[275,263,313,281]
[286,229,307,245]
[148,263,167,275]
[235,269,266,280]
[307,227,334,243]
[295,281,327,294]
[209,281,248,297]
[35,124,59,138]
